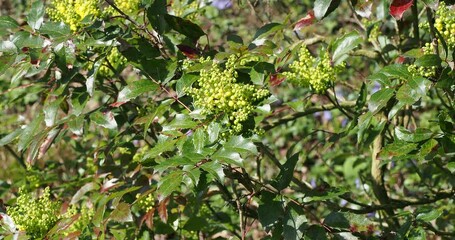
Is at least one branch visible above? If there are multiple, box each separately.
[262,101,356,131]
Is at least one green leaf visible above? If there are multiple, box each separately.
[176,73,198,97]
[223,135,258,155]
[200,161,225,181]
[27,1,45,30]
[90,111,118,129]
[110,202,133,222]
[164,14,205,40]
[183,217,208,231]
[323,212,350,229]
[86,58,102,96]
[192,128,206,153]
[40,22,71,41]
[418,139,438,158]
[116,79,159,104]
[414,54,442,67]
[416,209,442,222]
[396,76,431,105]
[158,170,184,198]
[283,206,307,240]
[381,141,418,157]
[314,0,341,20]
[0,16,19,33]
[388,101,405,119]
[18,114,43,151]
[304,225,328,240]
[43,98,63,127]
[368,88,394,114]
[273,153,299,191]
[253,23,283,40]
[212,147,243,166]
[0,128,23,146]
[380,64,412,80]
[162,114,198,132]
[258,200,283,230]
[70,182,99,204]
[144,138,178,159]
[331,31,363,65]
[395,127,433,143]
[207,122,221,144]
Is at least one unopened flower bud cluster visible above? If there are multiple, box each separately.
[136,193,155,212]
[107,0,141,15]
[47,0,100,32]
[186,55,269,133]
[7,187,60,239]
[435,2,455,49]
[408,43,437,78]
[283,46,343,93]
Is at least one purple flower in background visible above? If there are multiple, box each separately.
[372,81,381,94]
[310,178,317,188]
[212,0,232,10]
[322,111,332,121]
[341,118,348,127]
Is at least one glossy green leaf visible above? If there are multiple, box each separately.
[144,138,178,159]
[331,31,363,65]
[223,135,258,155]
[164,14,205,40]
[18,114,43,151]
[116,79,159,104]
[368,88,394,114]
[381,141,418,157]
[314,0,341,20]
[414,54,442,67]
[283,206,307,240]
[273,153,299,191]
[40,22,71,41]
[395,127,433,143]
[90,111,118,129]
[380,64,412,80]
[0,128,23,146]
[158,170,184,198]
[416,209,442,222]
[0,16,19,33]
[192,128,206,153]
[253,23,283,40]
[26,1,45,30]
[396,76,431,105]
[212,147,243,166]
[258,200,283,230]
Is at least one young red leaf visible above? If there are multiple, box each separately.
[177,44,199,59]
[294,11,315,31]
[390,0,413,20]
[270,73,285,86]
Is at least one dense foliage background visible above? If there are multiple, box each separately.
[0,0,454,239]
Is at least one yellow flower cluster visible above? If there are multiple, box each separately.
[99,47,127,76]
[7,187,61,239]
[435,2,455,49]
[107,0,141,15]
[283,46,342,93]
[63,205,94,235]
[136,193,154,212]
[47,0,100,32]
[187,55,269,133]
[408,43,437,78]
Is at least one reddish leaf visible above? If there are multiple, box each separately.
[395,55,406,64]
[390,0,414,20]
[270,73,285,86]
[177,44,199,59]
[110,101,126,107]
[157,197,170,223]
[293,11,315,31]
